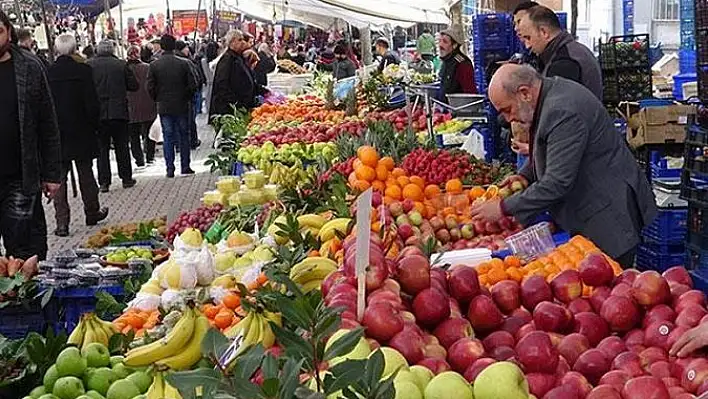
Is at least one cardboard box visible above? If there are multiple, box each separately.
[627,104,696,148]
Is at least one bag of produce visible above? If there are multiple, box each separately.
[160,289,187,310]
[129,292,161,312]
[158,259,198,290]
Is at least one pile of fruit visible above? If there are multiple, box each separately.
[242,120,366,147]
[85,217,167,248]
[165,204,223,243]
[401,148,495,186]
[0,255,38,281]
[236,142,338,167]
[111,308,160,336]
[365,108,451,132]
[103,247,158,264]
[248,96,344,131]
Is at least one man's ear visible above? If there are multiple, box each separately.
[517,85,533,102]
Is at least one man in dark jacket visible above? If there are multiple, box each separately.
[210,29,265,119]
[332,44,356,80]
[126,45,157,167]
[375,38,399,73]
[176,40,204,150]
[254,42,276,87]
[0,11,62,259]
[473,64,657,267]
[87,39,139,192]
[47,33,108,237]
[148,35,198,178]
[516,5,602,99]
[438,27,477,98]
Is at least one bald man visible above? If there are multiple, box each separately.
[471,65,656,267]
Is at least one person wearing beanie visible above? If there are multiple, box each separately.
[438,27,477,98]
[126,45,157,168]
[332,44,355,80]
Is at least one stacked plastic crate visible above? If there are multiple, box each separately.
[698,0,708,103]
[624,0,634,35]
[674,0,697,99]
[471,13,513,95]
[599,34,653,106]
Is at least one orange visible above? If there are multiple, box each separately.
[379,156,395,171]
[123,314,144,329]
[357,146,379,167]
[385,177,399,187]
[352,180,371,192]
[214,309,234,329]
[489,258,505,270]
[353,158,363,170]
[371,221,381,233]
[469,185,485,199]
[507,267,523,282]
[424,184,442,199]
[396,176,410,187]
[375,164,389,181]
[504,255,522,269]
[355,165,376,182]
[371,180,386,192]
[391,167,407,178]
[402,184,424,201]
[222,292,241,309]
[385,185,402,200]
[384,196,395,206]
[203,304,220,319]
[445,178,463,194]
[477,262,491,274]
[413,201,426,216]
[487,268,508,284]
[410,176,426,189]
[257,272,268,285]
[479,274,490,286]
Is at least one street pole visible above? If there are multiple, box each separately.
[39,0,53,62]
[193,0,202,42]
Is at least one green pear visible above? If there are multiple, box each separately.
[106,380,140,399]
[30,386,46,398]
[85,391,106,399]
[56,347,87,377]
[424,371,473,399]
[408,365,433,393]
[109,356,124,367]
[111,363,131,379]
[44,365,60,392]
[474,361,529,399]
[53,376,85,399]
[126,371,152,394]
[83,367,117,396]
[393,380,422,399]
[375,347,408,379]
[326,329,371,366]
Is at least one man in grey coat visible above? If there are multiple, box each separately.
[472,65,657,267]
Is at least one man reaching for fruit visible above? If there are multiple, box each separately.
[471,64,656,267]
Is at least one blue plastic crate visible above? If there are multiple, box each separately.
[55,285,125,332]
[517,154,528,170]
[651,162,682,180]
[642,207,687,243]
[0,299,58,339]
[674,73,697,100]
[636,243,685,272]
[680,49,697,73]
[556,12,568,31]
[689,268,708,294]
[686,244,708,270]
[472,13,511,38]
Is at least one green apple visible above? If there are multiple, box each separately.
[109,356,124,368]
[111,364,131,379]
[131,396,146,399]
[83,368,117,396]
[126,372,152,394]
[85,391,105,399]
[76,396,93,399]
[424,371,473,399]
[56,347,87,377]
[325,329,371,366]
[38,395,59,399]
[106,380,140,399]
[53,376,85,399]
[44,365,60,392]
[30,386,46,398]
[82,343,110,368]
[375,347,408,379]
[408,365,433,392]
[474,361,529,399]
[393,380,422,399]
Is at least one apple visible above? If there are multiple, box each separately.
[397,255,431,295]
[482,331,515,353]
[461,224,475,239]
[463,358,496,383]
[662,376,680,387]
[555,356,571,378]
[612,283,634,299]
[424,371,474,399]
[670,282,693,300]
[681,358,708,393]
[597,336,627,360]
[83,367,117,396]
[590,286,612,313]
[551,270,583,303]
[622,376,670,399]
[515,322,537,342]
[599,369,631,392]
[587,385,622,399]
[644,321,675,351]
[615,269,640,287]
[625,329,646,351]
[362,302,405,342]
[515,331,559,374]
[643,304,677,329]
[666,325,690,351]
[416,358,451,375]
[573,348,610,385]
[412,288,450,327]
[675,304,708,328]
[612,351,645,377]
[521,276,552,312]
[542,384,581,399]
[512,307,533,322]
[557,333,591,367]
[573,312,610,347]
[648,360,672,379]
[501,316,527,337]
[449,298,462,318]
[526,372,557,398]
[601,295,641,332]
[675,290,707,314]
[491,280,521,314]
[322,272,354,298]
[467,295,504,332]
[382,279,401,295]
[325,283,357,304]
[632,271,671,307]
[106,379,140,399]
[447,337,485,373]
[389,328,426,364]
[663,267,693,288]
[53,376,85,399]
[474,361,530,399]
[534,301,574,333]
[490,345,516,361]
[638,347,668,369]
[448,266,481,305]
[367,289,404,310]
[561,371,593,397]
[55,347,87,378]
[423,343,448,360]
[568,298,593,315]
[433,318,474,349]
[579,253,614,287]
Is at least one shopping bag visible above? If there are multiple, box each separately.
[149,116,163,143]
[461,128,487,160]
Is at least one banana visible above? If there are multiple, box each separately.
[259,317,275,349]
[94,316,119,336]
[297,214,327,229]
[156,316,210,370]
[289,257,338,279]
[88,318,109,346]
[299,226,320,238]
[82,322,98,352]
[263,311,282,328]
[241,313,263,349]
[124,308,196,367]
[318,218,351,242]
[67,317,86,347]
[301,279,324,293]
[163,379,183,399]
[146,372,165,399]
[225,311,253,338]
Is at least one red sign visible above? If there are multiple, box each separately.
[172,10,209,36]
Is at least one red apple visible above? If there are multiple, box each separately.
[561,371,593,397]
[325,283,357,304]
[515,331,559,374]
[597,336,628,360]
[389,327,426,364]
[548,332,564,347]
[412,288,450,327]
[681,358,708,393]
[568,298,594,315]
[622,376,670,399]
[447,337,485,373]
[599,370,631,392]
[512,307,533,322]
[613,351,645,377]
[648,360,672,379]
[675,291,707,315]
[551,270,583,303]
[462,358,496,383]
[574,311,610,347]
[491,280,521,314]
[542,384,581,399]
[367,289,404,310]
[557,333,591,367]
[632,271,671,307]
[534,301,574,333]
[490,345,516,361]
[579,253,614,287]
[362,302,404,342]
[423,343,447,360]
[482,330,515,352]
[555,356,571,378]
[515,322,537,342]
[591,286,612,313]
[673,358,694,380]
[625,329,646,350]
[672,392,695,399]
[601,295,641,332]
[666,325,690,351]
[526,372,558,398]
[433,317,474,349]
[322,272,353,298]
[429,268,448,292]
[612,283,634,299]
[670,283,692,300]
[448,266,481,304]
[382,278,401,295]
[587,385,622,399]
[644,321,675,351]
[521,275,553,312]
[675,304,708,329]
[467,294,504,332]
[643,304,677,329]
[501,316,528,336]
[639,347,669,369]
[449,297,462,318]
[662,267,693,288]
[416,358,451,375]
[397,255,430,295]
[573,348,611,385]
[615,269,640,287]
[662,376,680,387]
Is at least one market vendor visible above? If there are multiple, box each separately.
[471,64,657,267]
[438,27,477,98]
[375,38,400,73]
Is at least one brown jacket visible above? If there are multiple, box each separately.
[127,59,157,123]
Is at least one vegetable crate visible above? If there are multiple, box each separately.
[642,208,688,244]
[55,285,124,332]
[0,299,58,339]
[699,64,708,103]
[599,34,652,105]
[637,243,686,272]
[473,49,513,94]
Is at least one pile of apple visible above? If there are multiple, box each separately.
[365,109,451,132]
[321,235,708,399]
[242,120,366,147]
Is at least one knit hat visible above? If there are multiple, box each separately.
[440,27,463,45]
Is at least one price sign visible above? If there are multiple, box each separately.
[355,189,372,321]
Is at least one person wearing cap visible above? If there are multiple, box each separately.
[438,27,477,98]
[150,38,162,62]
[332,44,356,80]
[375,37,399,73]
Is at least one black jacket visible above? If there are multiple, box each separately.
[210,49,264,118]
[87,54,139,121]
[254,52,276,87]
[9,46,62,194]
[377,50,400,72]
[333,58,356,80]
[47,55,100,161]
[538,32,603,100]
[147,52,198,116]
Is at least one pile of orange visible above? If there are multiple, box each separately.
[476,236,623,291]
[112,308,160,337]
[202,291,245,331]
[349,146,426,202]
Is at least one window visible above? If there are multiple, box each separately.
[653,0,679,20]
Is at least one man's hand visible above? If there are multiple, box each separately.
[42,182,61,200]
[470,198,504,223]
[499,174,529,189]
[670,322,708,358]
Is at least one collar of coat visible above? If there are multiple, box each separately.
[539,31,574,66]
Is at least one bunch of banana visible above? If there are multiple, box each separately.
[125,307,199,368]
[297,214,328,237]
[224,311,281,354]
[67,313,118,350]
[318,218,352,242]
[146,371,183,399]
[289,257,338,292]
[154,314,210,370]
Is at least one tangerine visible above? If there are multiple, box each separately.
[203,304,220,319]
[214,310,234,329]
[445,179,463,194]
[357,146,379,167]
[402,184,424,201]
[371,180,386,192]
[504,255,522,269]
[391,167,407,178]
[355,165,376,182]
[409,176,426,189]
[375,164,389,181]
[222,292,241,309]
[353,180,371,191]
[469,186,486,199]
[385,185,403,200]
[424,184,442,199]
[396,176,410,187]
[379,156,395,171]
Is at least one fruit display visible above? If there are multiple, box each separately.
[242,120,366,147]
[67,313,119,350]
[103,247,164,265]
[111,308,161,336]
[85,217,167,248]
[223,310,281,356]
[237,142,338,166]
[401,148,498,186]
[0,255,38,281]
[276,59,307,74]
[288,256,339,293]
[433,118,473,134]
[165,204,223,243]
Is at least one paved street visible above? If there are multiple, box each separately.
[45,115,219,256]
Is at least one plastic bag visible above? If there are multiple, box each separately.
[149,116,163,143]
[461,128,487,160]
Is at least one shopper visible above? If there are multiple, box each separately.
[438,27,477,97]
[126,45,157,167]
[176,40,205,149]
[516,5,602,99]
[47,33,109,237]
[16,28,49,68]
[87,39,139,192]
[254,42,276,87]
[150,38,163,62]
[210,29,265,119]
[332,44,356,80]
[0,10,62,259]
[416,28,436,61]
[471,64,656,267]
[147,34,198,178]
[375,37,399,73]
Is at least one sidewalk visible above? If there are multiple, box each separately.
[45,115,218,256]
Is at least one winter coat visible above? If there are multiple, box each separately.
[87,54,139,121]
[126,59,157,123]
[147,52,198,116]
[209,49,264,118]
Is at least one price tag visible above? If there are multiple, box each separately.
[355,189,372,321]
